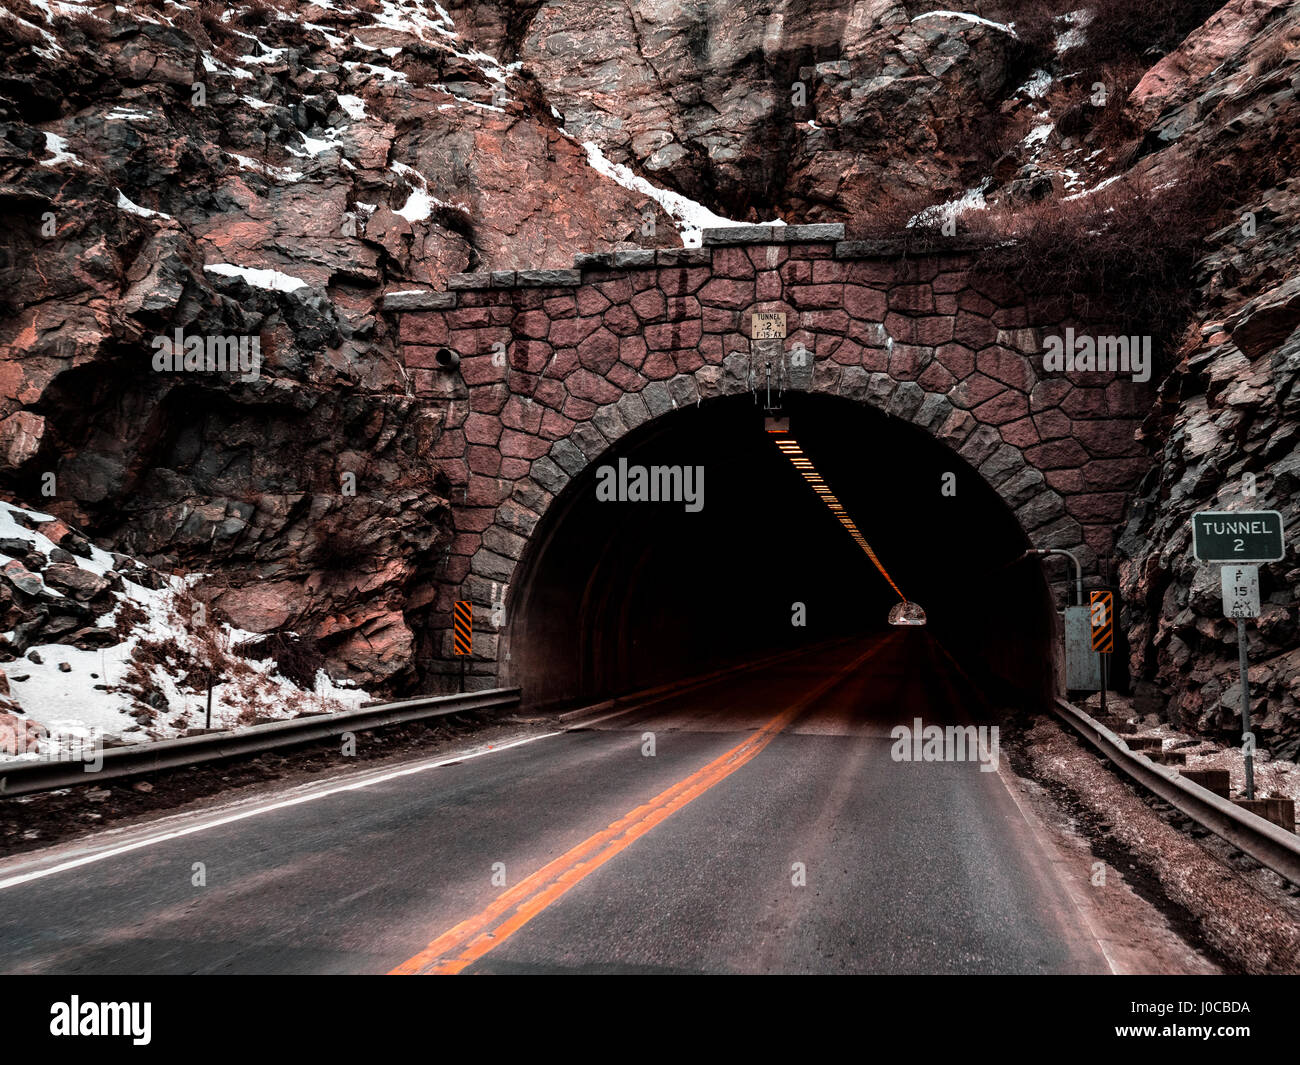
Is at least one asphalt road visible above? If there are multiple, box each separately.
[0,631,1111,974]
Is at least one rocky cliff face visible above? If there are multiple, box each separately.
[2,0,1300,750]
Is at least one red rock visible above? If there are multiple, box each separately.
[499,430,550,460]
[548,347,580,379]
[401,314,450,346]
[1025,438,1090,470]
[549,316,601,348]
[447,307,492,329]
[1045,468,1084,494]
[756,271,782,301]
[464,413,502,445]
[216,582,297,633]
[606,362,647,391]
[917,361,956,392]
[698,277,755,309]
[974,391,1029,426]
[953,311,997,348]
[977,346,1031,389]
[789,285,841,310]
[578,328,621,374]
[812,260,846,284]
[604,303,641,336]
[619,335,648,368]
[1032,408,1072,441]
[544,295,577,319]
[659,268,710,296]
[641,350,677,380]
[1073,419,1142,457]
[566,368,622,404]
[645,320,703,350]
[501,396,544,433]
[460,354,507,385]
[1067,492,1129,523]
[631,289,667,320]
[466,474,511,505]
[844,285,886,320]
[674,348,704,373]
[712,246,756,279]
[562,394,599,420]
[533,378,568,410]
[467,446,502,475]
[889,284,935,313]
[540,409,575,439]
[513,309,550,340]
[578,287,612,315]
[665,296,700,321]
[510,339,552,373]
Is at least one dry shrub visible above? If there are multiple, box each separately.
[244,0,277,27]
[3,0,46,24]
[1,18,44,46]
[57,8,113,41]
[967,168,1232,362]
[844,187,971,251]
[198,0,235,42]
[233,631,326,689]
[111,599,149,641]
[1014,0,1226,69]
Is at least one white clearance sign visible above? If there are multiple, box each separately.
[1221,566,1261,619]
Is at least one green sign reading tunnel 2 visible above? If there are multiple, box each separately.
[1191,510,1285,564]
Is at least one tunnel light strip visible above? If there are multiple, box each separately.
[773,431,908,602]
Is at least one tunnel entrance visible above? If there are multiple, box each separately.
[502,392,1056,709]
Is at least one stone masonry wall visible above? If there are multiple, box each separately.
[389,225,1152,690]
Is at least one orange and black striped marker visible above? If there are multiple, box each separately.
[453,600,473,656]
[1090,590,1114,653]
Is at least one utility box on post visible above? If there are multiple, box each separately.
[1064,605,1102,691]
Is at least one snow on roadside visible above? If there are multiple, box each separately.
[0,501,365,761]
[1084,692,1300,807]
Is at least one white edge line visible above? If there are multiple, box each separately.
[0,731,562,891]
[996,761,1121,975]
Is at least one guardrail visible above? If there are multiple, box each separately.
[1051,697,1300,886]
[0,687,521,798]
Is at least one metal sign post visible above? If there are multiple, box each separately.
[1090,590,1114,717]
[453,599,473,693]
[1221,565,1262,799]
[1195,511,1284,800]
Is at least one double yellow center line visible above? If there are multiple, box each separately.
[390,643,882,975]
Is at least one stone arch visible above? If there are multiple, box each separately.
[393,225,1147,694]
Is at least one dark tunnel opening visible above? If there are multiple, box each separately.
[503,392,1058,710]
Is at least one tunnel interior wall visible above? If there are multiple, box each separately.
[503,393,1058,710]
